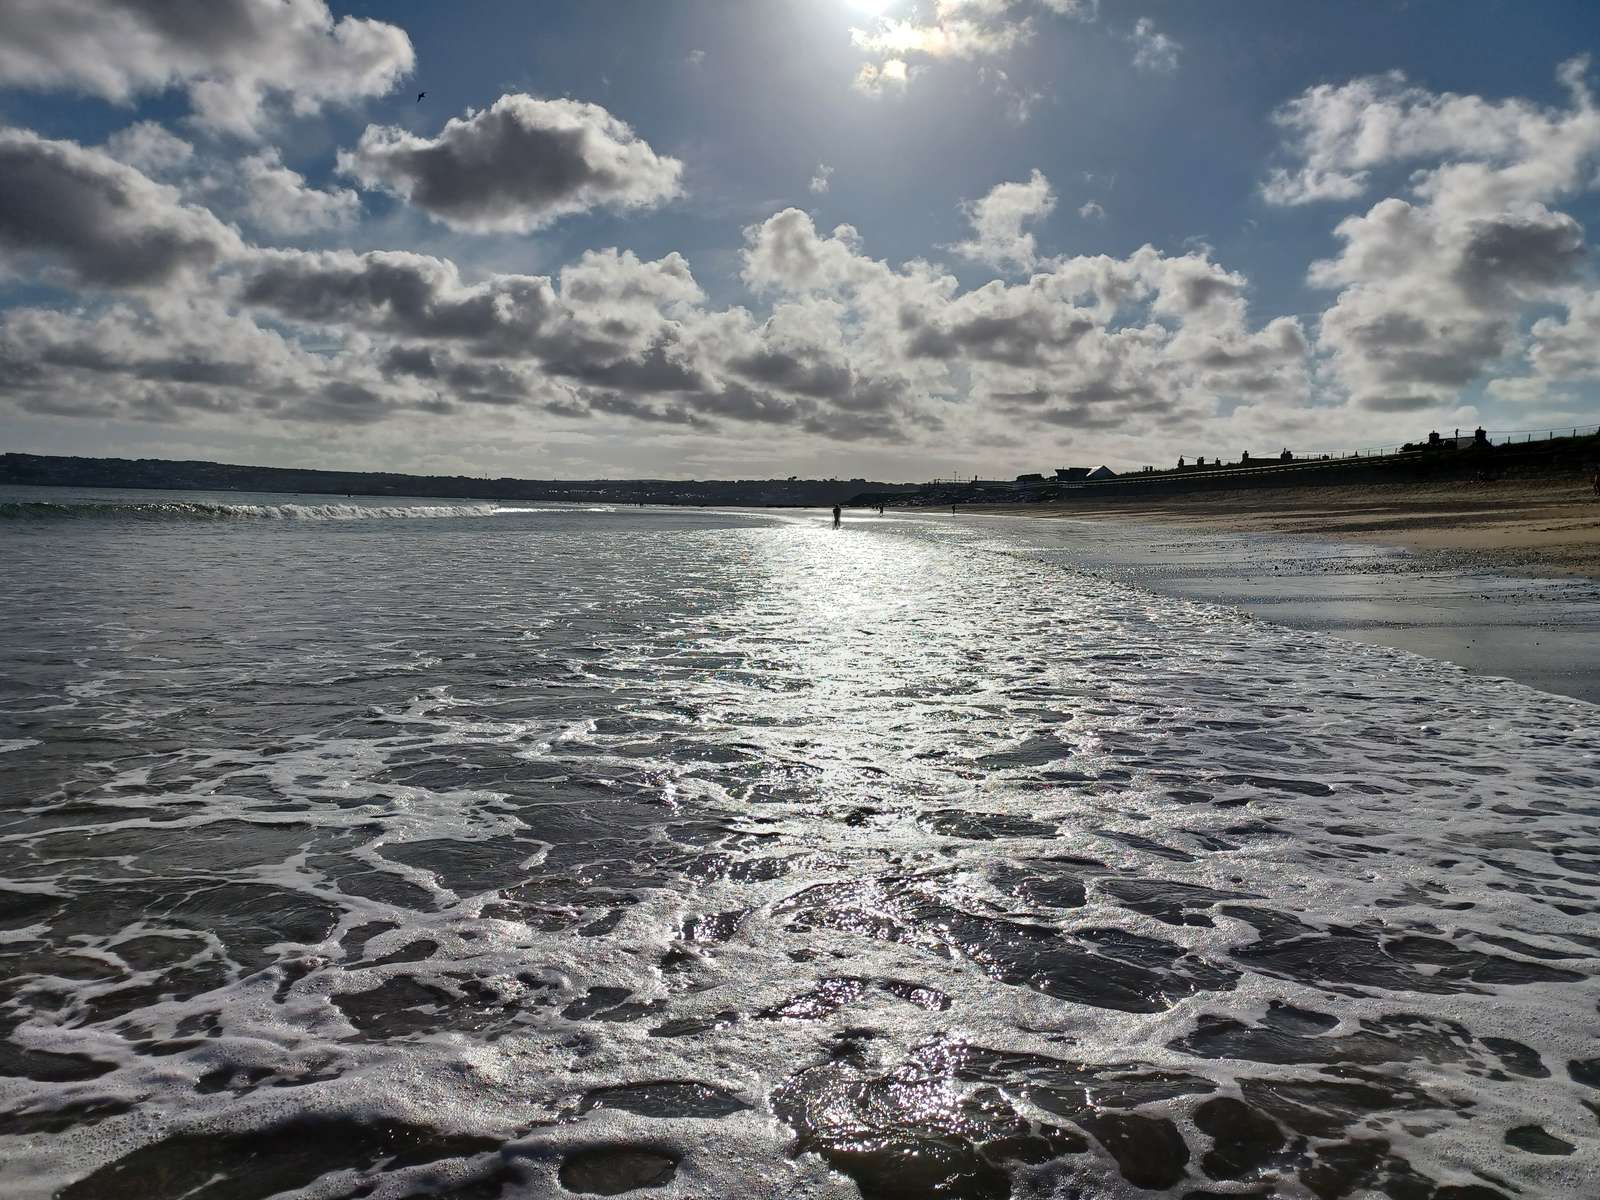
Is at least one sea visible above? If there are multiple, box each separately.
[1,486,1596,1200]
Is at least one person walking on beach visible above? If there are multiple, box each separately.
[832,504,842,528]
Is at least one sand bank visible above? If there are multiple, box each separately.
[976,477,1600,579]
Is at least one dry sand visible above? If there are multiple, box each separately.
[977,478,1600,579]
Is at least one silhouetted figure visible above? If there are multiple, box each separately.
[832,504,841,529]
[417,91,427,103]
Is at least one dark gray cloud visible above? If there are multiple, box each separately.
[339,94,682,233]
[544,341,706,394]
[727,348,854,397]
[292,379,391,424]
[587,393,710,428]
[1360,393,1442,413]
[1454,208,1587,302]
[906,304,1096,367]
[239,249,556,353]
[0,130,241,287]
[380,345,531,405]
[1034,405,1132,430]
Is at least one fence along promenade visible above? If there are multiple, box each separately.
[1041,424,1600,499]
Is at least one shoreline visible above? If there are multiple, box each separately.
[955,482,1600,705]
[970,477,1600,580]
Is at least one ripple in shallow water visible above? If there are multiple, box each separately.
[1,510,1597,1198]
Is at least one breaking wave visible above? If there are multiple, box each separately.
[2,509,1596,1198]
[0,499,503,522]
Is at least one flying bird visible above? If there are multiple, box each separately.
[416,91,427,103]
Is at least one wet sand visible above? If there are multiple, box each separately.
[978,478,1600,577]
[958,483,1600,704]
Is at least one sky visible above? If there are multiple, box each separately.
[3,1,1600,481]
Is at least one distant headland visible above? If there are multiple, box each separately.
[0,453,921,508]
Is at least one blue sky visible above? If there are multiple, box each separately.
[2,0,1599,480]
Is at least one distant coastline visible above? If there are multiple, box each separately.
[0,452,918,509]
[849,428,1600,509]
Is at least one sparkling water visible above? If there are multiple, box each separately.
[1,491,1596,1199]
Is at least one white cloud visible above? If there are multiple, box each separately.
[741,210,879,296]
[1271,59,1600,414]
[1261,56,1600,207]
[0,123,1315,463]
[849,0,1094,98]
[103,122,194,176]
[1130,18,1180,73]
[851,12,1027,62]
[100,123,359,240]
[951,170,1056,272]
[854,58,911,96]
[237,150,360,235]
[339,94,684,233]
[810,164,835,195]
[0,0,413,137]
[984,67,1046,124]
[1078,200,1105,220]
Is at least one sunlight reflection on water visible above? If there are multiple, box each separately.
[0,505,1596,1199]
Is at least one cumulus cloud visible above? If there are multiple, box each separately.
[740,210,877,295]
[0,113,1318,466]
[1261,56,1600,207]
[0,296,406,426]
[237,150,361,235]
[1278,59,1600,413]
[1524,291,1600,384]
[951,170,1056,272]
[103,121,194,176]
[1078,200,1105,220]
[809,164,834,195]
[100,122,360,239]
[853,58,910,96]
[238,249,559,354]
[0,129,242,288]
[1130,18,1180,73]
[339,94,684,233]
[740,207,1308,444]
[0,0,413,136]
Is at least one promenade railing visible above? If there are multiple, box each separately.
[1282,424,1600,463]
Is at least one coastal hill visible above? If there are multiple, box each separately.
[0,453,921,508]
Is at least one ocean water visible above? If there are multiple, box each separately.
[1,487,1597,1200]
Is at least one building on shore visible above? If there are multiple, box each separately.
[1056,465,1118,482]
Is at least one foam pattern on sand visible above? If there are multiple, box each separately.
[1,511,1597,1199]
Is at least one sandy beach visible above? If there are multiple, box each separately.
[977,477,1600,579]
